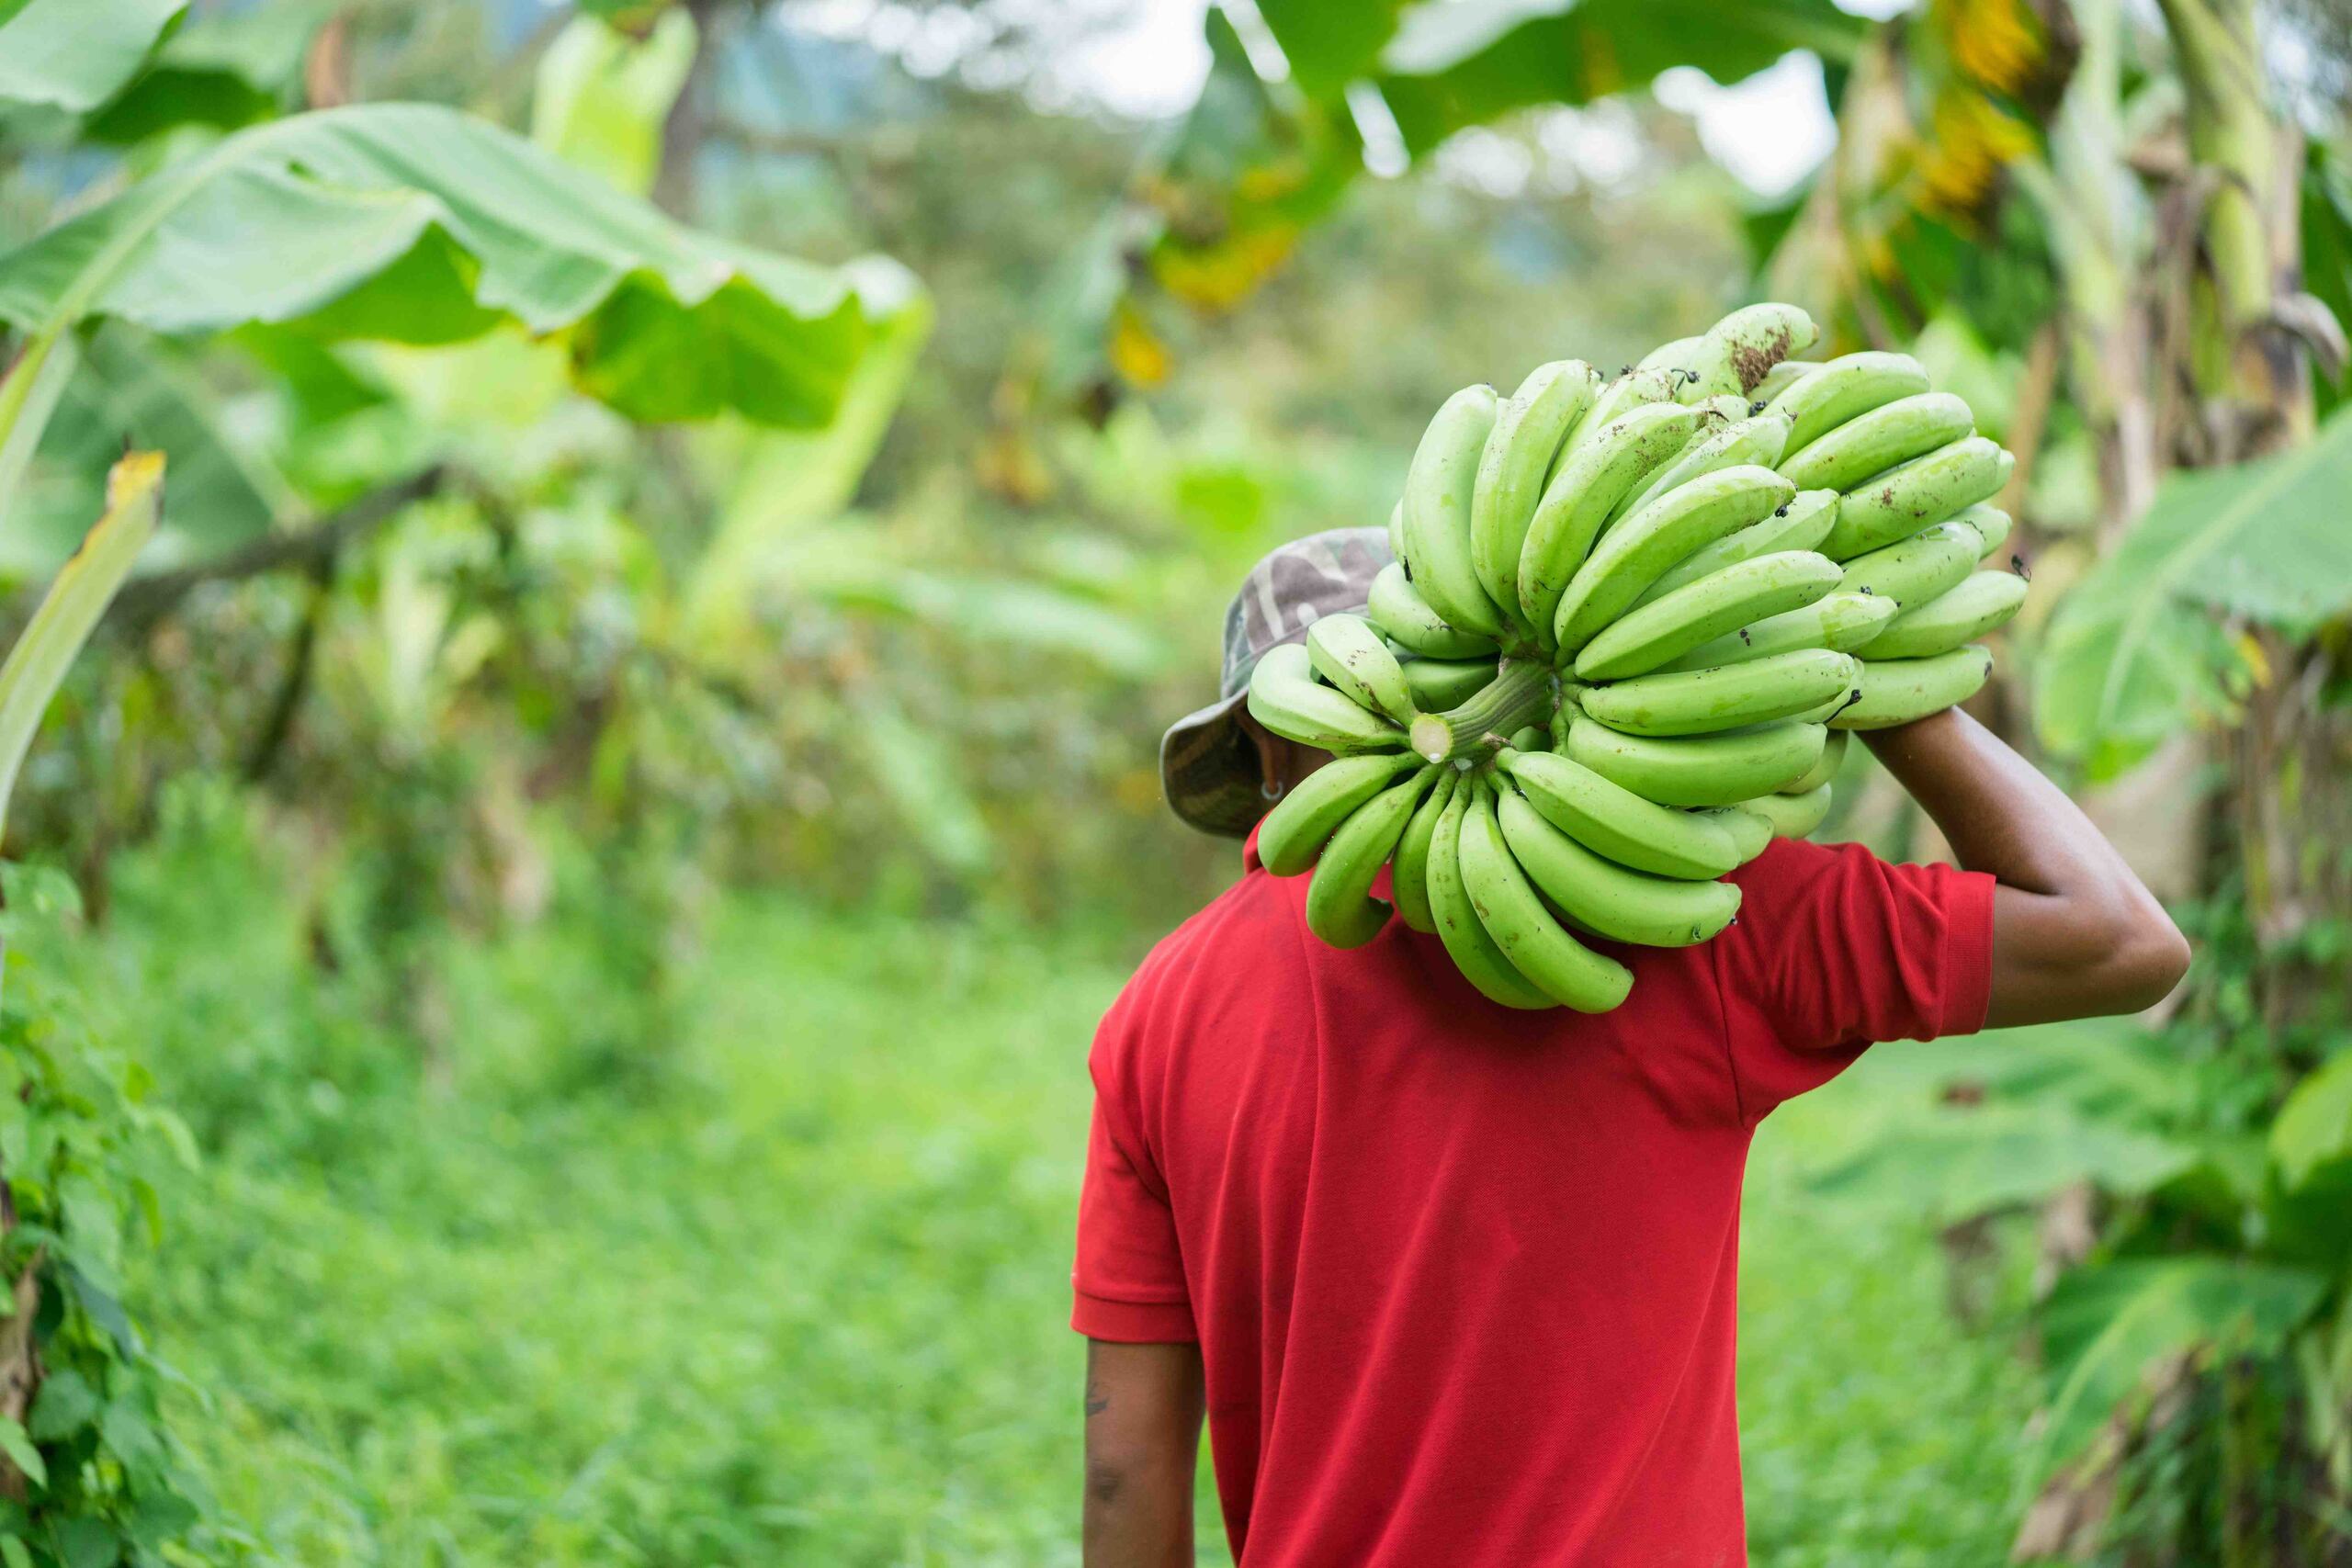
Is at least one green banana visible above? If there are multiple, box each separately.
[1563,367,1679,455]
[1517,401,1708,644]
[1496,788,1742,947]
[1615,410,1794,525]
[1634,488,1839,606]
[1551,465,1796,655]
[1769,351,1932,457]
[1402,384,1510,640]
[1566,716,1826,807]
[1958,502,2012,560]
[1497,747,1740,881]
[1752,358,1820,402]
[1401,655,1501,713]
[1367,562,1500,659]
[1257,750,1419,876]
[1792,687,1864,725]
[1866,570,2029,660]
[1777,391,1975,492]
[1460,785,1635,1010]
[1834,518,1985,613]
[1307,613,1417,726]
[1683,392,1756,427]
[1574,550,1842,682]
[1678,302,1819,400]
[1638,335,1706,372]
[1473,361,1600,628]
[1305,766,1438,947]
[1507,725,1547,752]
[1391,769,1459,932]
[1780,728,1849,795]
[1821,436,2008,559]
[1694,804,1773,864]
[1660,591,1896,672]
[1387,500,1407,563]
[1829,646,1994,730]
[1738,781,1833,840]
[1426,781,1556,1010]
[1248,643,1408,754]
[1577,649,1860,738]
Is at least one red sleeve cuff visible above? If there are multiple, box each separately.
[1071,1288,1198,1343]
[1939,867,1997,1037]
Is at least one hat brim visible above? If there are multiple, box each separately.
[1160,691,1266,839]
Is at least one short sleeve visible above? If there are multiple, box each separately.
[1710,839,1996,1122]
[1072,1066,1197,1343]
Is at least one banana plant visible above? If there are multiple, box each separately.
[0,4,934,1530]
[0,98,920,495]
[0,452,161,999]
[1054,0,1866,399]
[1807,1011,2352,1539]
[2039,407,2352,775]
[0,0,924,554]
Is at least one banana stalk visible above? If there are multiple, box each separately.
[1408,659,1556,764]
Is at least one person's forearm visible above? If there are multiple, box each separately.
[1082,1465,1193,1568]
[1861,707,2127,897]
[1082,1340,1203,1568]
[1861,706,2189,1024]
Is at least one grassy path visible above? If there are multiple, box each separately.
[60,818,2033,1563]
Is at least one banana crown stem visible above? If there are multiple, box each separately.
[1409,659,1556,765]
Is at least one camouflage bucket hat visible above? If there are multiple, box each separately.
[1160,526,1396,837]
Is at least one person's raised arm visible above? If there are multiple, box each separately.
[1861,706,2190,1028]
[1082,1338,1204,1568]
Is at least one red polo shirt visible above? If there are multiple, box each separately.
[1072,829,1994,1567]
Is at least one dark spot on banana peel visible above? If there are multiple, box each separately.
[1774,505,1789,517]
[1750,401,1767,416]
[1730,330,1791,392]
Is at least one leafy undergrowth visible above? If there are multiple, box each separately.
[31,792,2035,1565]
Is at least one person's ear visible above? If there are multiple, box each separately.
[1240,712,1326,800]
[1241,712,1291,799]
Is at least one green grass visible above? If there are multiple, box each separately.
[40,797,2037,1564]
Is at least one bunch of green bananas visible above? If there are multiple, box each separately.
[1246,304,2029,1010]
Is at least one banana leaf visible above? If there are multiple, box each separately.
[83,0,338,143]
[1804,1103,2199,1222]
[0,0,185,114]
[531,9,699,198]
[2033,1257,2326,1480]
[2037,407,2352,777]
[4,325,295,577]
[0,101,923,477]
[1250,1,1416,96]
[0,451,161,868]
[854,694,993,875]
[2265,1052,2352,1270]
[1370,0,1865,155]
[2306,136,2352,417]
